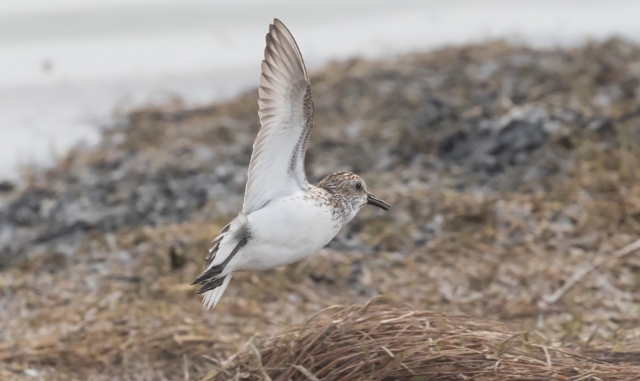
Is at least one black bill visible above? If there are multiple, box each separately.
[367,193,390,210]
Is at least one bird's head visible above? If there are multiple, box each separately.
[318,171,390,213]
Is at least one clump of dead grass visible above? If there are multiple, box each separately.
[209,303,640,381]
[3,39,640,380]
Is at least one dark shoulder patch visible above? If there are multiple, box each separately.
[233,223,251,247]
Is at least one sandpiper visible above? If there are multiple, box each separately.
[192,19,390,309]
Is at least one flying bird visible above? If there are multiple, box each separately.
[192,19,390,309]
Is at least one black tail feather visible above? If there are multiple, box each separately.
[191,262,224,285]
[196,276,225,294]
[191,236,247,286]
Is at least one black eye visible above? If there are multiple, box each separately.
[355,183,362,190]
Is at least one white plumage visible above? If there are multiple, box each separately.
[192,19,389,310]
[244,19,313,214]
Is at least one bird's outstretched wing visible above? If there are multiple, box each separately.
[242,19,314,214]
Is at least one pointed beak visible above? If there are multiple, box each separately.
[367,193,390,210]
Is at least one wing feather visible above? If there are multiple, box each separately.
[242,19,314,214]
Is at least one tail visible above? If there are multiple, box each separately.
[192,213,249,310]
[202,273,233,310]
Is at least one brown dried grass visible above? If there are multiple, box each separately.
[2,39,640,380]
[210,303,640,381]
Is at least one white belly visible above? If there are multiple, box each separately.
[227,193,341,271]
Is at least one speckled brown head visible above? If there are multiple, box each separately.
[318,171,390,211]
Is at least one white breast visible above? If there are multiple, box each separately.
[227,192,340,271]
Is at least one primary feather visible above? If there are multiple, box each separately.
[243,19,315,214]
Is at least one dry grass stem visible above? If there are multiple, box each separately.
[545,237,640,304]
[212,304,640,381]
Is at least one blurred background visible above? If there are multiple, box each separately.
[2,0,640,180]
[4,1,640,380]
